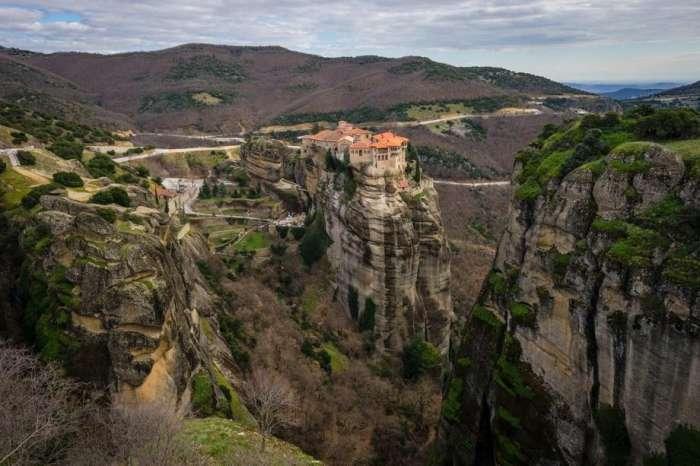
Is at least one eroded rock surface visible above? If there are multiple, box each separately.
[305,150,453,354]
[441,142,700,464]
[5,194,245,416]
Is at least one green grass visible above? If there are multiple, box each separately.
[181,418,321,465]
[472,305,503,330]
[320,342,349,374]
[301,286,320,315]
[0,168,35,208]
[234,231,270,253]
[405,102,472,121]
[663,137,700,178]
[212,367,256,427]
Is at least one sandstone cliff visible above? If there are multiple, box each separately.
[1,189,252,420]
[440,119,700,464]
[240,137,310,211]
[301,147,453,354]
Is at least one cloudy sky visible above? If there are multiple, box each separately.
[1,1,699,83]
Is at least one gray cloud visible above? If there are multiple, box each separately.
[0,0,699,80]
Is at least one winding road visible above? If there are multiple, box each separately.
[135,132,245,143]
[432,179,510,187]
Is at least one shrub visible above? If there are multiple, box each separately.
[510,302,536,328]
[270,241,288,256]
[316,349,332,373]
[515,179,542,201]
[16,150,36,166]
[275,225,288,238]
[301,340,315,358]
[635,108,699,140]
[402,337,441,379]
[219,314,252,372]
[359,297,376,332]
[52,171,83,188]
[86,154,116,178]
[125,147,144,155]
[116,172,138,184]
[665,424,700,466]
[299,212,331,267]
[11,131,28,144]
[21,183,61,209]
[89,187,130,207]
[551,250,571,282]
[290,226,305,240]
[48,140,84,160]
[441,378,463,422]
[472,305,503,330]
[135,165,149,177]
[96,208,117,223]
[348,286,359,320]
[595,404,631,466]
[191,372,216,416]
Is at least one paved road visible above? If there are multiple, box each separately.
[375,108,544,128]
[136,132,245,143]
[433,179,511,187]
[113,145,241,163]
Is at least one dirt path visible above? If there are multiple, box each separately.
[12,166,51,185]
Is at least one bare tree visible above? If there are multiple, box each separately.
[67,401,206,466]
[0,342,80,465]
[243,368,297,452]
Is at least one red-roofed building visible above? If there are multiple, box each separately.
[302,121,408,174]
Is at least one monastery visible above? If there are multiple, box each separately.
[301,121,408,174]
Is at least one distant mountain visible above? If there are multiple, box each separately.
[567,82,683,94]
[0,43,591,132]
[601,87,663,100]
[621,80,700,111]
[656,80,700,97]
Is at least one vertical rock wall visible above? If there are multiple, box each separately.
[441,142,700,464]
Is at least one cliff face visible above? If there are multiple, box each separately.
[440,132,700,463]
[2,192,246,415]
[303,149,453,353]
[240,138,310,211]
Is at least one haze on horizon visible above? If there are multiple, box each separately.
[1,0,699,83]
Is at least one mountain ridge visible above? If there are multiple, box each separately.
[0,43,589,133]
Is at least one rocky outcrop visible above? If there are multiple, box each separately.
[3,193,248,416]
[304,149,453,354]
[240,138,310,211]
[440,140,700,464]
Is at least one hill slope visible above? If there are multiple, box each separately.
[0,53,131,129]
[657,80,700,97]
[1,43,589,133]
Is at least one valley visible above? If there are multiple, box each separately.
[0,41,699,466]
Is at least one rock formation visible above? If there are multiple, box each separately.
[240,138,310,211]
[302,147,453,354]
[1,191,250,417]
[440,134,700,464]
